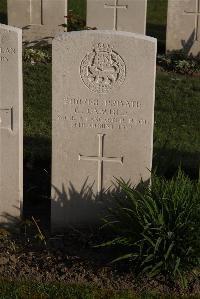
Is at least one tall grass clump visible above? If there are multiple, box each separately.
[99,170,200,284]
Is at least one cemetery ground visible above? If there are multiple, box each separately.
[1,0,200,298]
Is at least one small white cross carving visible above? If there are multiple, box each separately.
[104,0,128,30]
[78,133,123,193]
[29,0,43,25]
[183,0,200,41]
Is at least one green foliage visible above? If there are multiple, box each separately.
[98,170,200,284]
[154,71,200,177]
[1,280,199,299]
[146,0,168,52]
[18,217,47,248]
[23,48,51,64]
[0,228,17,252]
[158,52,200,75]
[23,63,51,162]
[68,0,86,20]
[64,11,85,31]
[147,0,168,26]
[63,10,96,31]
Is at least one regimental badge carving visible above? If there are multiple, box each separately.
[80,43,126,93]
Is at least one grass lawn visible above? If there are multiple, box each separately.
[154,71,200,177]
[0,280,199,299]
[0,280,135,299]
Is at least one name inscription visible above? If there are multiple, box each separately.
[56,97,148,131]
[0,47,16,63]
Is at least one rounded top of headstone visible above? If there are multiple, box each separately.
[53,30,157,45]
[0,23,22,34]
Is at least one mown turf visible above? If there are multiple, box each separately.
[69,0,86,20]
[0,280,199,299]
[154,71,200,177]
[0,281,143,299]
[23,63,52,162]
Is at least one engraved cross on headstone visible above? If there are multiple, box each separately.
[29,0,43,25]
[183,0,200,41]
[78,133,123,193]
[104,0,128,30]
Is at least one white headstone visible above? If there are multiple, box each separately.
[8,0,67,27]
[87,0,147,34]
[51,30,156,231]
[166,0,200,56]
[7,0,42,27]
[0,24,23,225]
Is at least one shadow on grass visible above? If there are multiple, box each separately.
[52,180,119,231]
[0,12,7,24]
[23,136,51,230]
[2,173,143,232]
[51,177,149,232]
[153,147,200,179]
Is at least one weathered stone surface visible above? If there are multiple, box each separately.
[0,24,23,225]
[42,0,68,26]
[51,30,156,230]
[8,0,67,28]
[166,0,200,56]
[7,0,42,27]
[22,24,65,47]
[87,0,147,34]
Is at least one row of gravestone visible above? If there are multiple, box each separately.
[7,0,200,56]
[0,23,156,231]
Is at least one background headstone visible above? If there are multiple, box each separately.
[8,0,67,27]
[166,0,200,56]
[7,0,42,27]
[8,0,68,46]
[0,24,23,225]
[42,0,68,26]
[51,30,156,230]
[87,0,147,34]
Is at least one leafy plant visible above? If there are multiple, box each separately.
[157,52,200,75]
[63,11,96,31]
[98,170,200,285]
[20,217,47,247]
[23,48,51,64]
